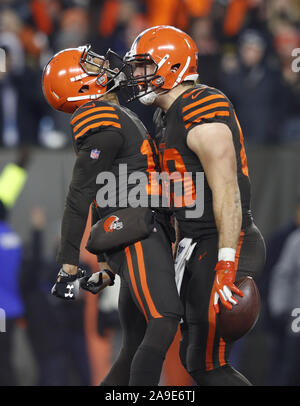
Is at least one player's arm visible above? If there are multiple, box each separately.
[187,122,241,249]
[52,130,123,299]
[187,122,243,312]
[79,203,116,295]
[58,131,123,267]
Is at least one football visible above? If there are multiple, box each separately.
[216,276,261,343]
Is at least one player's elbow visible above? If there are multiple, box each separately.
[65,185,92,218]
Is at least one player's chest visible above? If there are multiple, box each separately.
[158,114,184,148]
[157,124,201,175]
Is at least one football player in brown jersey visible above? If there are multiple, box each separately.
[123,25,266,386]
[42,45,183,386]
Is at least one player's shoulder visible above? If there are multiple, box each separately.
[178,85,232,130]
[180,85,229,108]
[71,99,120,122]
[70,99,122,140]
[118,104,139,122]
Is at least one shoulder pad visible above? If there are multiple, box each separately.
[181,86,230,130]
[71,100,121,140]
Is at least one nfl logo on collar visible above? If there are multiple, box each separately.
[90,149,101,159]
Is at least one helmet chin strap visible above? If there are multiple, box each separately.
[139,91,158,105]
[138,84,171,105]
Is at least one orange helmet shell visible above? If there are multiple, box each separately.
[42,47,108,113]
[126,25,199,90]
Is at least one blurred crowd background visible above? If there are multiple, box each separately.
[0,0,300,386]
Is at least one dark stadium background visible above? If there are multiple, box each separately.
[0,0,299,386]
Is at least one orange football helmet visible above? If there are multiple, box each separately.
[123,25,199,102]
[42,45,123,113]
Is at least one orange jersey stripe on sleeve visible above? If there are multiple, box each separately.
[182,88,205,99]
[185,111,230,129]
[70,106,116,125]
[73,113,120,132]
[183,101,229,122]
[182,94,227,113]
[74,121,121,139]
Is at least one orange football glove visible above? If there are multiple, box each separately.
[213,260,244,314]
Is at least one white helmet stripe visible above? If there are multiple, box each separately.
[67,94,96,102]
[157,54,169,69]
[70,73,88,82]
[172,56,191,88]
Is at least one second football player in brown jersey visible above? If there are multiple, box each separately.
[42,45,183,386]
[124,25,266,386]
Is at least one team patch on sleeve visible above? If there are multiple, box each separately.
[182,90,230,130]
[70,102,121,139]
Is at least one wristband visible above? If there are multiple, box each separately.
[218,247,236,262]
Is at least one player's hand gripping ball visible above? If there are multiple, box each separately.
[213,260,244,313]
[216,276,261,342]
